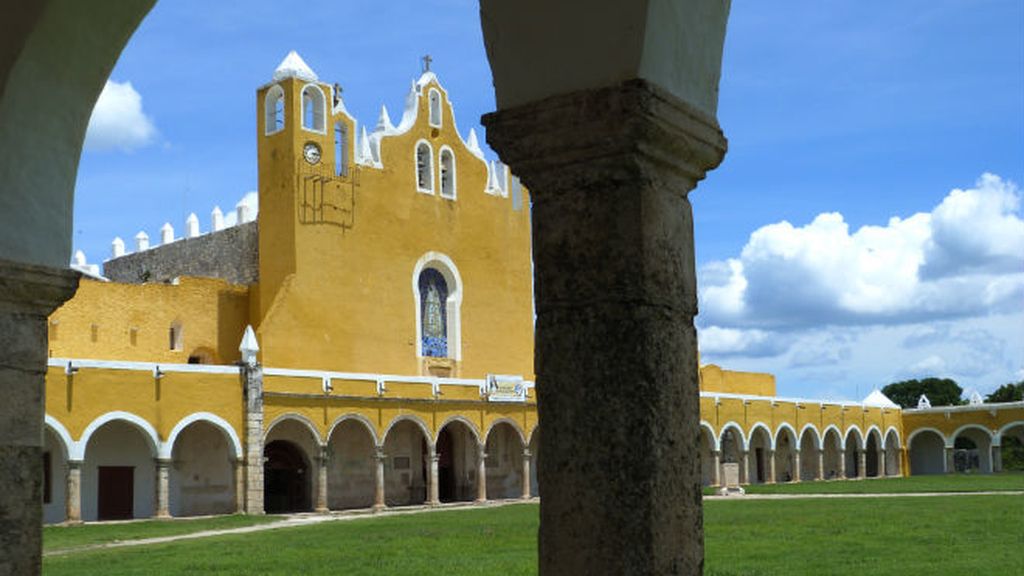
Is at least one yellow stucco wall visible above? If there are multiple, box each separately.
[903,405,1024,445]
[48,277,250,365]
[700,364,776,397]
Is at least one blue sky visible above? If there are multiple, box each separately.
[74,0,1023,401]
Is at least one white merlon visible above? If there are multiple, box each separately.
[160,222,175,245]
[186,213,200,238]
[211,206,224,232]
[236,201,253,224]
[73,250,86,266]
[465,128,484,159]
[272,50,318,83]
[375,105,394,134]
[135,231,149,251]
[917,394,932,409]
[969,390,984,405]
[358,126,373,165]
[111,237,125,259]
[70,250,104,280]
[239,325,260,367]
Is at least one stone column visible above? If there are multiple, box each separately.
[816,449,824,480]
[711,450,721,487]
[373,448,386,511]
[880,450,888,478]
[0,260,78,573]
[315,446,329,514]
[429,446,440,506]
[793,450,802,483]
[475,443,487,503]
[945,446,955,474]
[242,363,265,514]
[521,449,532,499]
[767,450,776,484]
[858,450,867,479]
[65,460,83,524]
[992,445,1002,473]
[838,450,847,479]
[740,450,750,484]
[483,74,727,573]
[233,459,245,514]
[155,459,171,518]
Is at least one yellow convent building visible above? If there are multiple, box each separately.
[42,53,1023,524]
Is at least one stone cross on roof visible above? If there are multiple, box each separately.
[422,54,432,73]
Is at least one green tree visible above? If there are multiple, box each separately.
[985,381,1024,403]
[881,377,965,409]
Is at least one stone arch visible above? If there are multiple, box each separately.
[44,415,73,461]
[995,421,1024,446]
[161,412,243,460]
[381,414,434,448]
[864,426,883,477]
[381,415,432,506]
[843,426,865,478]
[843,425,865,451]
[821,425,844,480]
[436,416,481,502]
[746,423,773,484]
[485,418,527,447]
[950,424,994,473]
[436,415,482,445]
[264,413,323,446]
[995,421,1024,472]
[80,412,161,521]
[908,427,947,475]
[43,416,73,524]
[485,420,526,500]
[325,413,379,510]
[773,423,799,483]
[798,423,821,481]
[883,427,902,477]
[76,411,160,461]
[699,421,717,486]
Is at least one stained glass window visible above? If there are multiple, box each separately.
[419,268,448,357]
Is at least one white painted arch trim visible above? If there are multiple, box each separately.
[438,145,457,200]
[264,84,285,135]
[75,411,161,461]
[700,421,719,451]
[264,413,323,446]
[414,139,435,194]
[326,413,380,447]
[843,425,865,451]
[412,251,463,361]
[906,427,947,449]
[774,422,799,449]
[883,426,902,449]
[798,423,823,450]
[381,414,434,449]
[946,423,994,449]
[161,412,243,460]
[44,415,74,460]
[994,421,1024,447]
[864,425,883,449]
[718,421,747,451]
[484,418,527,447]
[821,424,844,450]
[747,422,774,450]
[436,414,482,445]
[300,82,327,134]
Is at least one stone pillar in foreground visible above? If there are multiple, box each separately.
[484,79,726,574]
[880,451,888,478]
[793,451,801,483]
[992,445,1002,473]
[0,260,78,573]
[233,459,245,513]
[155,459,171,518]
[521,449,532,499]
[711,450,721,487]
[242,361,265,514]
[767,450,776,484]
[429,446,440,506]
[315,446,329,514]
[857,450,867,479]
[838,450,847,479]
[65,460,83,524]
[740,450,750,484]
[475,443,487,503]
[373,448,386,511]
[945,446,955,474]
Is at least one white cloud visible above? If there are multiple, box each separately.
[223,191,259,227]
[84,80,157,152]
[698,326,790,357]
[699,173,1024,330]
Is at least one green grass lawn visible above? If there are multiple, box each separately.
[702,471,1024,496]
[44,514,282,554]
[43,496,1024,575]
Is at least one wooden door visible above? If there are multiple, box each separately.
[97,466,134,520]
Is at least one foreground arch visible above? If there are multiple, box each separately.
[908,428,946,475]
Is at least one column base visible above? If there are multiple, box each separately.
[372,504,386,513]
[315,507,330,515]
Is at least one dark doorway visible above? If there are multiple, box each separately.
[754,448,765,483]
[97,466,134,520]
[437,427,456,502]
[264,440,310,513]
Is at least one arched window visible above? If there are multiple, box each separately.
[418,268,448,358]
[302,85,325,132]
[428,89,442,128]
[334,121,347,176]
[264,85,285,135]
[439,147,456,199]
[415,141,433,193]
[412,253,462,361]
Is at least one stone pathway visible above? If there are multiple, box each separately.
[44,499,532,558]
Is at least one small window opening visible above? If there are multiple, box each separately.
[428,89,442,127]
[169,322,183,351]
[439,149,455,199]
[264,85,285,135]
[49,320,59,341]
[335,122,347,176]
[129,327,138,347]
[416,142,433,193]
[90,324,99,343]
[302,85,325,132]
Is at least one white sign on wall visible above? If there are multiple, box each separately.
[486,374,526,403]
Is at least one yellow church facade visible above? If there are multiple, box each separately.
[40,53,1023,524]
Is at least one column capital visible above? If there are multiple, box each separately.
[522,448,532,459]
[374,448,386,462]
[483,79,726,193]
[0,258,80,316]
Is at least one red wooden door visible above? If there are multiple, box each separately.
[97,466,134,520]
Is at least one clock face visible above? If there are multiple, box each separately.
[303,142,321,164]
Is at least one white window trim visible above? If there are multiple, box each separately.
[428,88,442,128]
[438,145,456,200]
[412,252,462,361]
[301,83,327,135]
[264,84,285,135]
[414,139,435,195]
